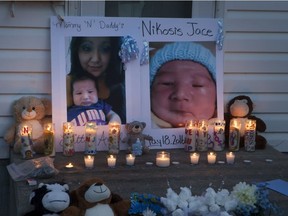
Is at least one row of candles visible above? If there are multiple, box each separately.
[19,118,256,160]
[70,151,236,169]
[184,118,257,153]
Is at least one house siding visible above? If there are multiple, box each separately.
[0,1,287,158]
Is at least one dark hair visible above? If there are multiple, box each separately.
[70,75,99,95]
[69,36,124,87]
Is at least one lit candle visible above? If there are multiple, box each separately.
[244,119,256,152]
[126,154,136,166]
[107,155,117,168]
[190,152,200,165]
[20,124,33,159]
[63,122,75,156]
[156,151,170,167]
[85,121,97,155]
[229,119,241,151]
[184,120,197,152]
[213,119,225,151]
[207,152,217,164]
[197,119,208,151]
[65,162,74,168]
[84,155,94,169]
[43,123,55,156]
[226,152,235,164]
[108,122,120,154]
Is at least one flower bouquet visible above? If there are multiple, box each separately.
[128,182,282,216]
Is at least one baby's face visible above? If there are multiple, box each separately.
[151,60,216,127]
[78,37,112,78]
[72,79,98,106]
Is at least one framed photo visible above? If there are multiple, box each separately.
[50,17,223,152]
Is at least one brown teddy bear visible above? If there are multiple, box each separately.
[224,95,267,149]
[122,121,153,155]
[61,178,131,216]
[4,96,52,154]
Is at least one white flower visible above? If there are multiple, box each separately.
[142,208,156,216]
[179,187,192,201]
[171,208,185,216]
[215,189,230,206]
[166,187,179,202]
[209,203,221,213]
[231,182,257,206]
[204,188,216,206]
[220,211,233,216]
[161,197,178,212]
[224,199,238,212]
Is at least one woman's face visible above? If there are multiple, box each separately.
[151,60,216,127]
[78,37,112,77]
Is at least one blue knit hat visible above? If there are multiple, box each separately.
[150,42,216,85]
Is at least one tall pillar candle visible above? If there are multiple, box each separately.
[20,124,33,159]
[43,123,55,156]
[63,122,75,156]
[244,119,256,152]
[197,119,208,151]
[85,121,97,155]
[108,122,120,154]
[228,119,241,151]
[213,119,225,151]
[184,120,197,152]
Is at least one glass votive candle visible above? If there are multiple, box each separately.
[107,155,117,168]
[126,154,136,166]
[84,155,94,169]
[207,152,217,164]
[156,151,170,167]
[190,152,200,165]
[226,152,235,164]
[65,162,74,169]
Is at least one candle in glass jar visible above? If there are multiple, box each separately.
[126,154,136,166]
[229,119,241,151]
[213,119,225,151]
[20,124,33,159]
[244,119,256,152]
[190,152,200,165]
[107,155,117,168]
[197,119,208,151]
[84,155,94,169]
[85,121,97,155]
[156,151,170,167]
[226,152,235,164]
[207,152,217,164]
[44,123,55,156]
[63,122,75,156]
[108,122,120,154]
[184,120,197,152]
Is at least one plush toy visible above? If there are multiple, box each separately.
[24,182,70,216]
[224,95,267,149]
[4,96,52,154]
[61,178,131,216]
[122,121,153,155]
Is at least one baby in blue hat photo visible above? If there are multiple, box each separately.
[150,41,217,128]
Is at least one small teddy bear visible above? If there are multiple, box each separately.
[224,95,267,149]
[4,96,52,154]
[122,121,153,155]
[61,178,130,216]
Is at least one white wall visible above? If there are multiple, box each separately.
[222,1,288,152]
[0,1,287,159]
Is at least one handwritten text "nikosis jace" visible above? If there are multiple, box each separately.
[142,20,213,37]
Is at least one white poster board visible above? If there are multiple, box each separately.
[50,17,224,152]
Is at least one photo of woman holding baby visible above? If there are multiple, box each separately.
[66,36,126,124]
